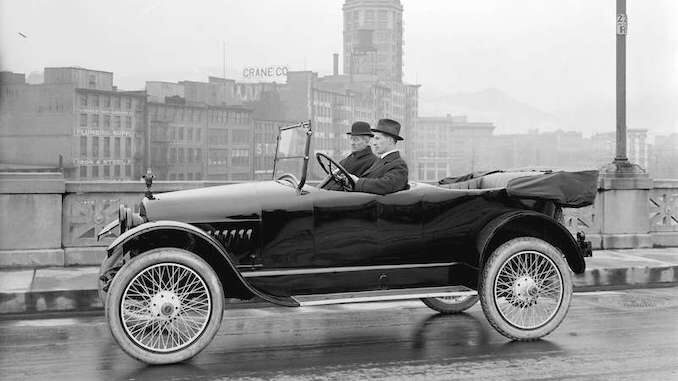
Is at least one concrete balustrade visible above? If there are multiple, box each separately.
[1,172,677,268]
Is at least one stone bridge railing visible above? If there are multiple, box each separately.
[562,179,678,248]
[1,172,677,268]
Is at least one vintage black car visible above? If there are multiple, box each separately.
[98,121,597,364]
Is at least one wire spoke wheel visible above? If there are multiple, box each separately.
[479,237,573,341]
[494,251,563,330]
[107,248,224,364]
[121,263,212,352]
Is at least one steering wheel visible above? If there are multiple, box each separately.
[276,173,299,189]
[316,152,355,191]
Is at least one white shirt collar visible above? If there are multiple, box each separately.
[379,149,399,159]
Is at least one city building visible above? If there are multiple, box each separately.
[591,128,649,170]
[343,0,404,82]
[147,100,206,181]
[649,133,678,179]
[145,78,255,181]
[0,67,145,180]
[412,115,495,181]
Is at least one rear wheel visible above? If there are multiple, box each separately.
[421,295,479,314]
[479,237,573,341]
[106,248,224,364]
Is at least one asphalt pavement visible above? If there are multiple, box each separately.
[0,287,676,380]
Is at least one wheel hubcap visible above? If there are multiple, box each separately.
[120,263,212,352]
[494,250,564,330]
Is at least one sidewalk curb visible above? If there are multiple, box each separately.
[2,262,677,316]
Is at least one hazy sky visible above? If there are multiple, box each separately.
[1,0,676,135]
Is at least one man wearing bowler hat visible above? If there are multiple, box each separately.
[347,118,409,195]
[322,121,378,190]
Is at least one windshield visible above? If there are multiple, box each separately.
[273,121,312,188]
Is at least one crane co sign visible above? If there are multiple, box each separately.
[242,66,288,80]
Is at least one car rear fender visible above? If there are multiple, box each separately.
[106,221,299,306]
[476,211,586,274]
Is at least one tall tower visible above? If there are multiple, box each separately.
[343,0,403,82]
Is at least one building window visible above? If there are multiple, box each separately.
[178,127,184,140]
[92,165,99,178]
[80,166,87,178]
[231,148,249,166]
[125,97,132,110]
[178,148,185,163]
[88,75,96,88]
[103,114,111,129]
[169,148,176,163]
[80,136,87,158]
[125,116,132,129]
[112,96,120,110]
[187,148,193,163]
[125,165,132,178]
[103,165,110,178]
[80,95,87,107]
[169,174,176,181]
[178,173,185,180]
[103,137,110,158]
[125,137,132,158]
[92,137,99,158]
[114,165,121,178]
[232,129,250,144]
[113,115,121,129]
[196,129,201,142]
[103,96,110,108]
[92,95,99,107]
[91,114,99,128]
[114,137,121,158]
[80,114,88,127]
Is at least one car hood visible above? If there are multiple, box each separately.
[144,180,297,223]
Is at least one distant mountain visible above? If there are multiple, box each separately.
[419,88,561,133]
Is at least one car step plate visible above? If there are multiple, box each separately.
[292,286,477,306]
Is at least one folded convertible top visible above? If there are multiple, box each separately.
[506,170,599,208]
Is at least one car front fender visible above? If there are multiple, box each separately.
[106,220,299,307]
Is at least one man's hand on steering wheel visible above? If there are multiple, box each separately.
[316,152,355,191]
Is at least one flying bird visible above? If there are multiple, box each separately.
[18,32,27,38]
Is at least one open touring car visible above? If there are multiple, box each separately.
[97,121,597,364]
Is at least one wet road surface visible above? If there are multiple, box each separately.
[1,288,677,380]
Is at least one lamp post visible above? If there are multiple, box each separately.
[603,0,645,176]
[615,0,628,163]
[596,0,653,250]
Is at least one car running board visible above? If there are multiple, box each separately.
[291,286,476,306]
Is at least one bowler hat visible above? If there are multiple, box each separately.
[371,118,404,141]
[346,121,373,137]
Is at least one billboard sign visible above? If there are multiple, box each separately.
[242,66,288,80]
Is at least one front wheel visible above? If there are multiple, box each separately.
[479,237,573,341]
[106,248,224,364]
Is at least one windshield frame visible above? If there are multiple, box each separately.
[272,120,313,190]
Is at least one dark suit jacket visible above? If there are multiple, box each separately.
[354,151,409,195]
[325,146,377,191]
